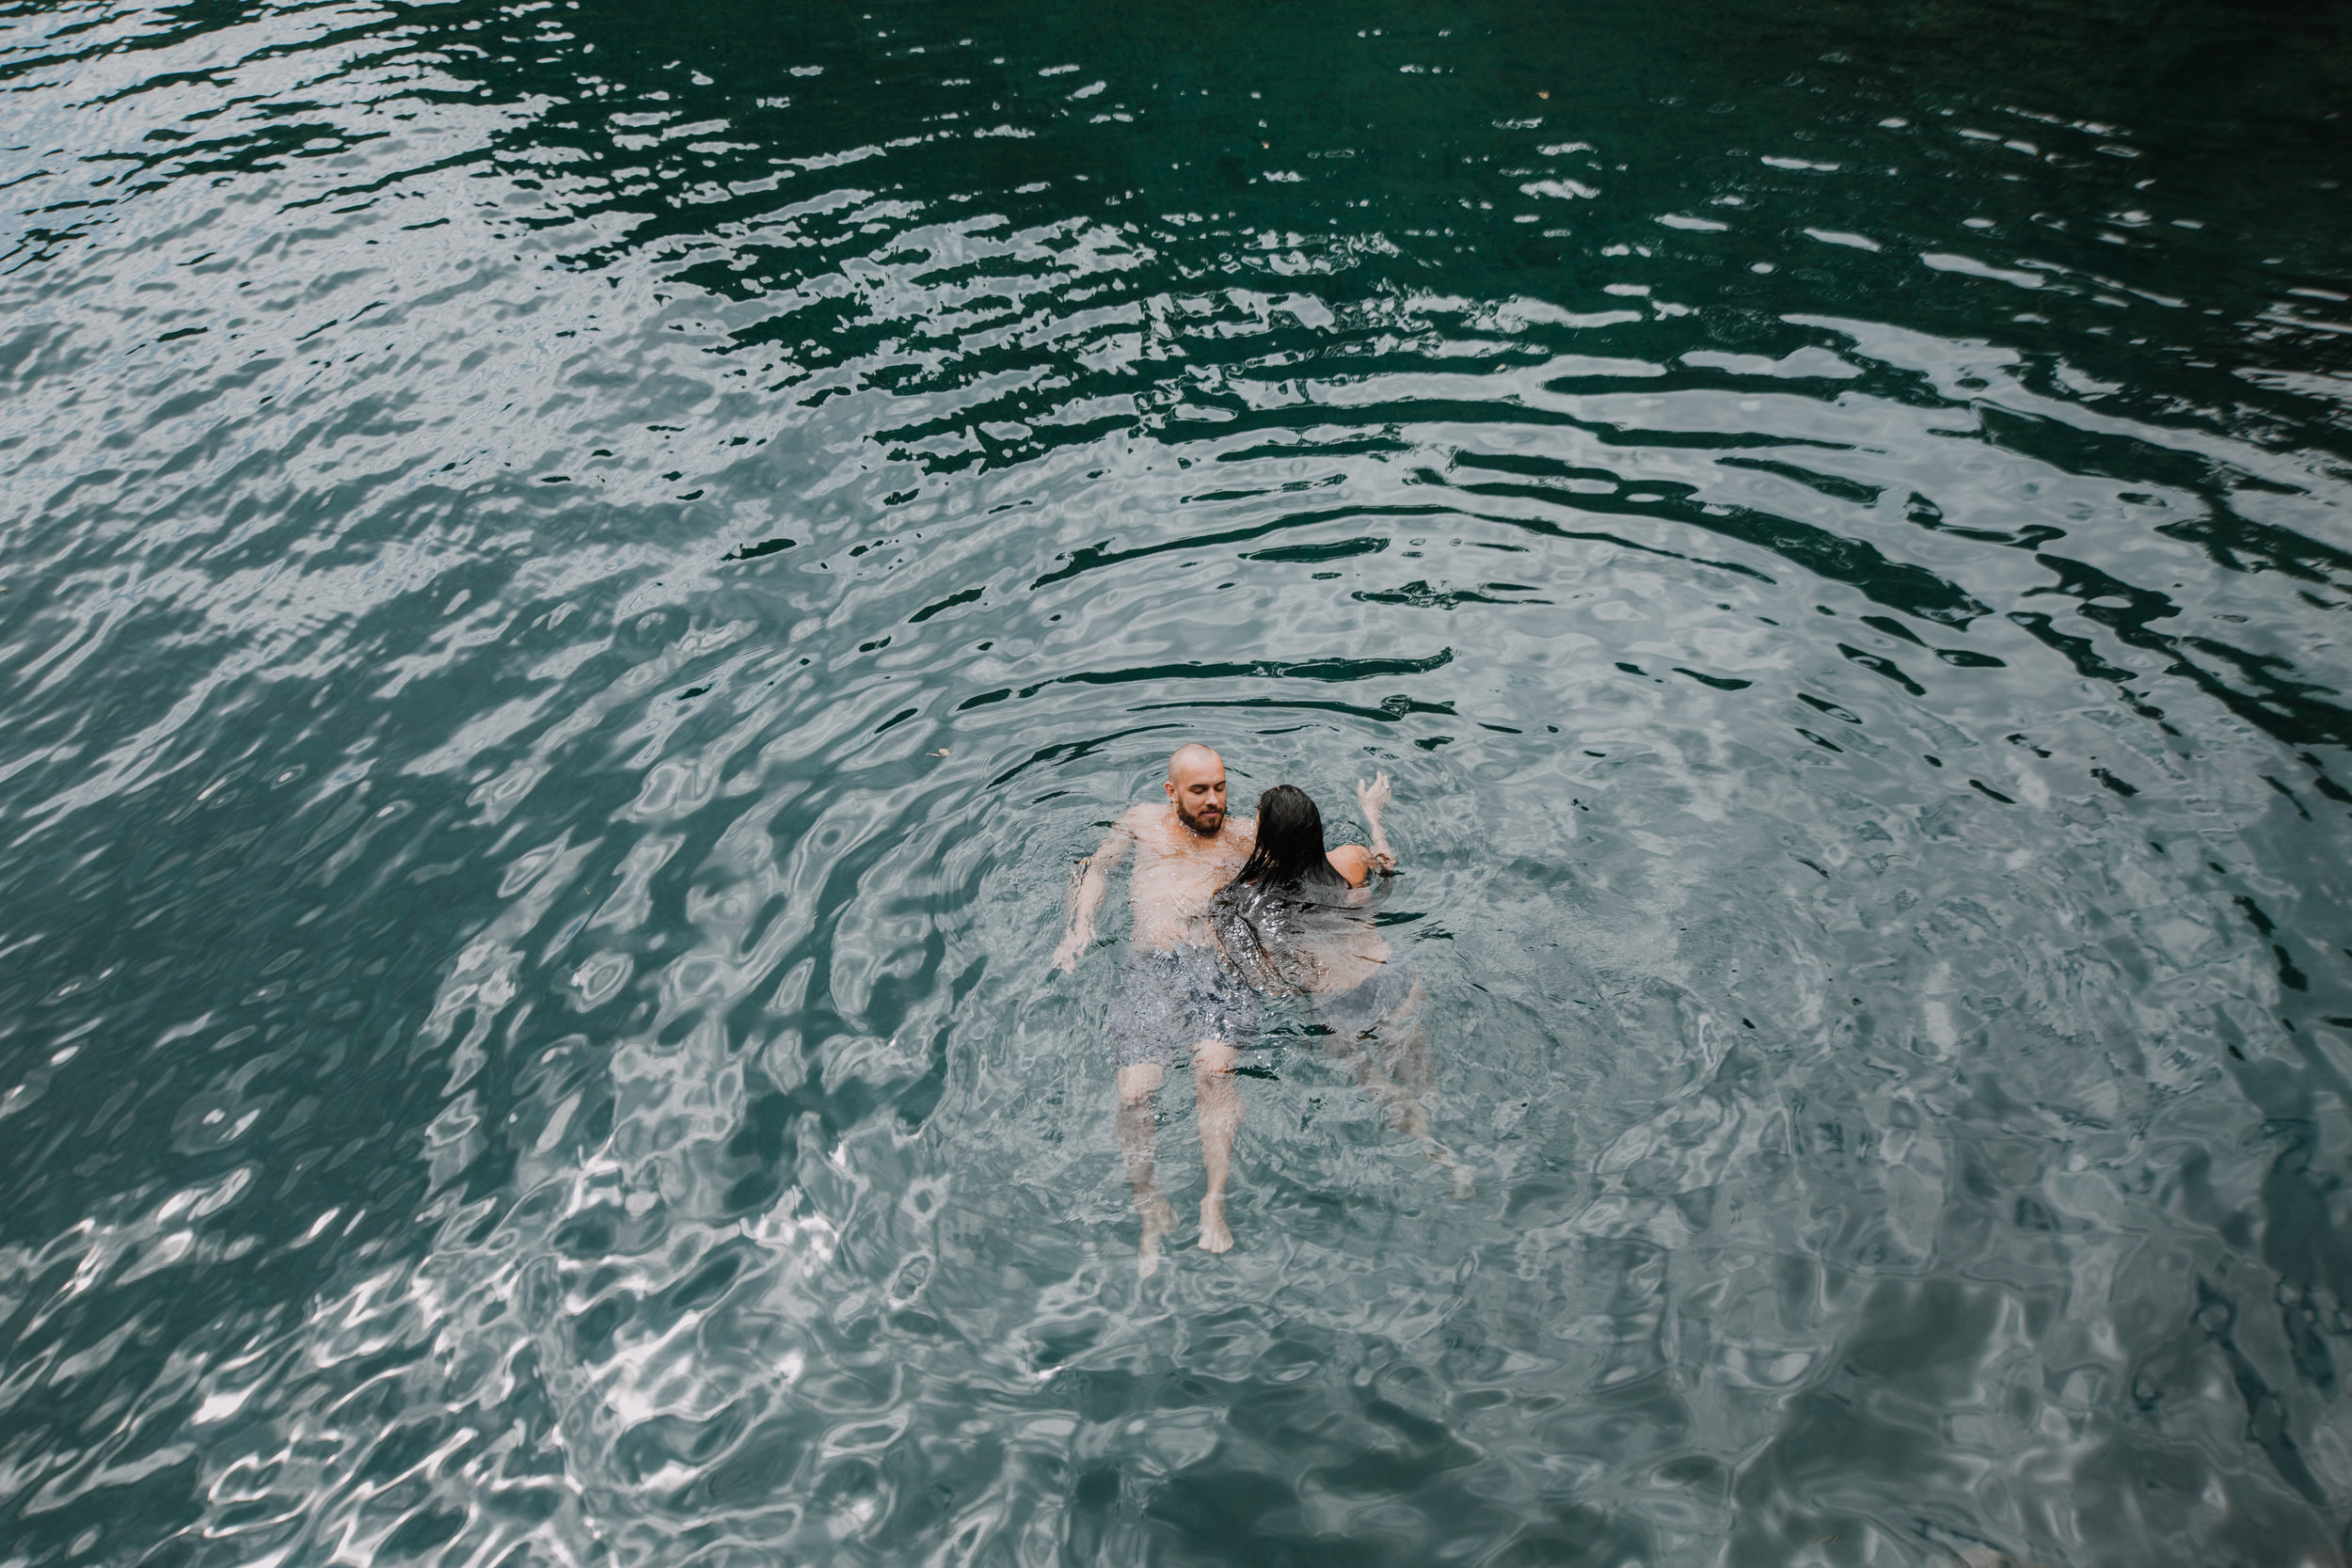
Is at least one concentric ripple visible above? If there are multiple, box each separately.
[3,2,2351,1565]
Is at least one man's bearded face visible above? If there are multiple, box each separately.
[1167,753,1228,835]
[1175,790,1225,834]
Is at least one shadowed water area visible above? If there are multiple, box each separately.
[5,0,2352,1562]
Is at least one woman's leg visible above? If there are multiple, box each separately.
[1326,982,1470,1190]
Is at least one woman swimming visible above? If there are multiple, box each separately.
[1210,775,1463,1181]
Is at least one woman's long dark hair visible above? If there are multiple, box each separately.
[1230,784,1354,895]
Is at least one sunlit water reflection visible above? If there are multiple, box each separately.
[4,2,2351,1564]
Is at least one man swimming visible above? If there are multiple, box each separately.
[1052,743,1260,1274]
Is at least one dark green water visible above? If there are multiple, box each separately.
[5,1,2352,1563]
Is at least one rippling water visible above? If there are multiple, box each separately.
[6,2,2352,1563]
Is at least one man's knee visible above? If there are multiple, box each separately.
[1192,1040,1239,1077]
[1118,1061,1164,1107]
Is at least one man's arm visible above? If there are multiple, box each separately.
[1052,814,1137,972]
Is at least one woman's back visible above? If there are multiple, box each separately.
[1211,775,1460,1187]
[1210,781,1400,1002]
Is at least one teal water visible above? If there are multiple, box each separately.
[4,1,2352,1563]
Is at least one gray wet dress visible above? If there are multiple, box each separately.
[1209,874,1418,1037]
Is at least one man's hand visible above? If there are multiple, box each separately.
[1054,819,1134,975]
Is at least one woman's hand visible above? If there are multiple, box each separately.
[1357,771,1396,870]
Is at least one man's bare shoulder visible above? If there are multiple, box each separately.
[1116,801,1167,838]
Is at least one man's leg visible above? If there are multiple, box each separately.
[1192,1040,1242,1253]
[1117,1062,1178,1277]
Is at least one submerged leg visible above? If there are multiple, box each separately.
[1192,1040,1242,1253]
[1327,981,1472,1193]
[1326,979,1434,1138]
[1117,1062,1177,1277]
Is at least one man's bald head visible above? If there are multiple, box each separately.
[1167,742,1221,784]
[1164,744,1229,835]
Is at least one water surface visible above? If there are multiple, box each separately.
[4,2,2352,1564]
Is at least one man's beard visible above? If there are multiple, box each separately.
[1176,801,1224,835]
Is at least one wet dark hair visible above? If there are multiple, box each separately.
[1230,784,1354,895]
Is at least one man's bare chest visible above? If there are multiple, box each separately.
[1127,823,1243,901]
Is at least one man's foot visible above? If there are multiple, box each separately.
[1197,1193,1233,1254]
[1136,1194,1177,1277]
